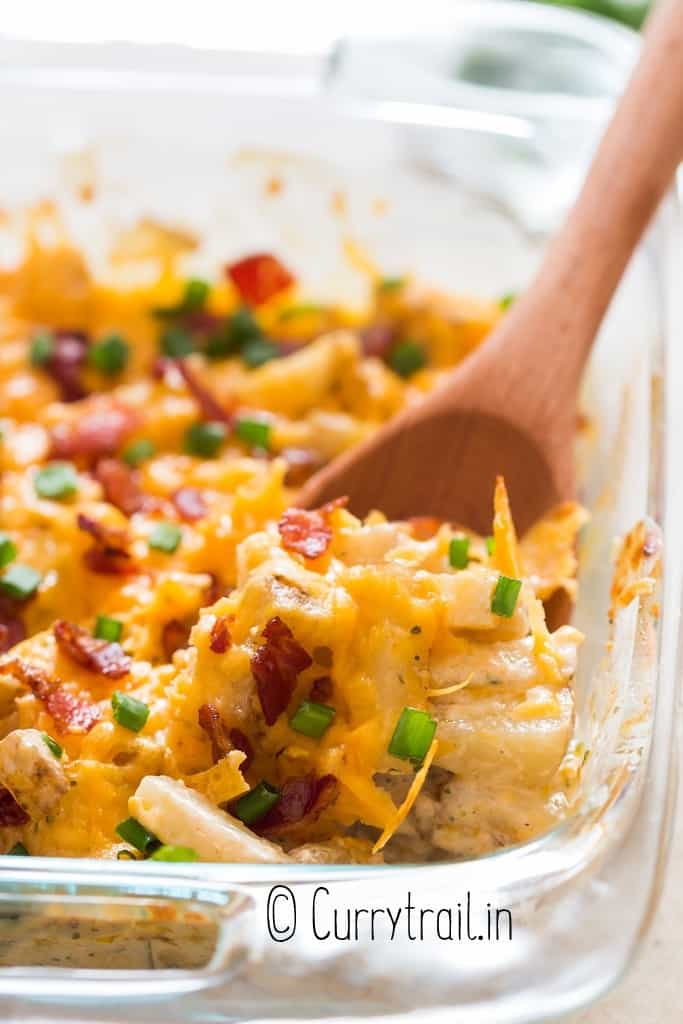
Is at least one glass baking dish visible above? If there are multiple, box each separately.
[0,10,679,1022]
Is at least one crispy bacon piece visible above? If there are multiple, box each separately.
[251,617,312,725]
[407,516,443,541]
[95,458,146,517]
[226,253,295,307]
[4,658,101,734]
[175,361,233,424]
[204,573,225,606]
[0,787,29,827]
[278,497,348,561]
[360,322,397,359]
[77,514,136,576]
[209,616,231,654]
[161,619,191,661]
[51,401,139,462]
[172,487,207,522]
[44,330,89,403]
[280,447,324,488]
[53,620,131,679]
[197,703,252,770]
[0,598,26,654]
[254,773,338,835]
[309,676,333,703]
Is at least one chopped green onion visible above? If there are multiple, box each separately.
[122,438,156,467]
[0,564,42,600]
[205,326,239,361]
[111,691,150,733]
[148,522,182,554]
[88,334,130,375]
[154,278,210,318]
[241,338,280,369]
[235,417,271,450]
[42,733,63,760]
[94,615,123,643]
[278,303,323,322]
[388,706,437,766]
[0,533,17,569]
[29,331,55,367]
[290,700,336,739]
[449,536,470,570]
[490,575,522,618]
[161,325,194,358]
[388,340,426,378]
[149,845,199,862]
[205,307,264,360]
[378,276,405,293]
[184,420,226,458]
[499,292,517,310]
[485,536,496,556]
[34,462,78,500]
[7,842,28,856]
[233,781,280,826]
[115,816,159,854]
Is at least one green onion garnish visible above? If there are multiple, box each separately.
[205,307,264,361]
[290,700,336,739]
[485,536,496,556]
[499,292,517,310]
[122,439,156,467]
[0,533,17,570]
[34,462,78,501]
[388,341,426,378]
[111,691,150,733]
[149,845,199,862]
[241,338,280,369]
[235,417,271,450]
[29,331,55,367]
[161,325,194,359]
[278,304,323,322]
[490,575,522,618]
[154,278,210,318]
[94,615,123,643]
[7,842,28,856]
[148,522,182,554]
[42,733,63,759]
[233,781,280,826]
[184,421,226,458]
[449,536,470,570]
[0,564,42,600]
[378,276,405,293]
[388,707,437,766]
[115,816,159,854]
[88,334,130,375]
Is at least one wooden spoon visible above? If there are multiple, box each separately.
[299,0,683,535]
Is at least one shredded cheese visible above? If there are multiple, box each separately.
[492,475,521,578]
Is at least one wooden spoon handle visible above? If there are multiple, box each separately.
[479,0,683,398]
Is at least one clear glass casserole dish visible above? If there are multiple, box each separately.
[0,12,679,1023]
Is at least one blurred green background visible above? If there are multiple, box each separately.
[533,0,650,29]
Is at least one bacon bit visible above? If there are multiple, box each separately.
[0,598,26,654]
[407,516,443,541]
[53,620,132,679]
[204,573,225,605]
[0,787,29,827]
[44,330,89,403]
[172,487,208,522]
[175,360,233,424]
[280,447,324,488]
[228,728,253,772]
[254,773,338,835]
[77,514,136,576]
[3,658,101,734]
[360,323,397,359]
[209,616,231,654]
[161,619,191,661]
[226,253,295,307]
[309,676,333,703]
[51,402,139,462]
[251,616,312,725]
[278,497,347,561]
[95,458,146,517]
